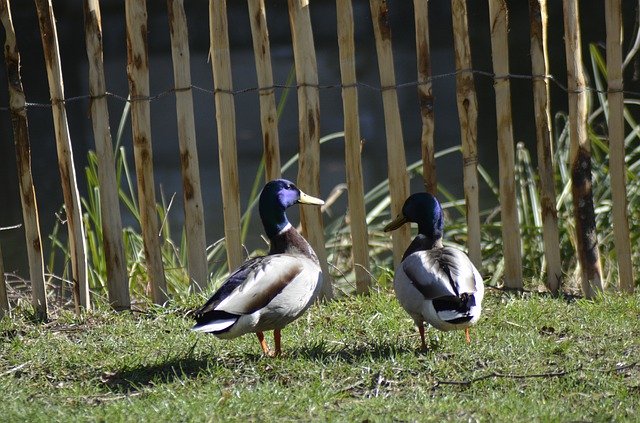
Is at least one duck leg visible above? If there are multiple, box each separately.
[418,323,427,350]
[256,332,271,355]
[273,329,282,356]
[465,327,471,344]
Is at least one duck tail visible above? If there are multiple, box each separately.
[432,293,476,324]
[191,310,239,334]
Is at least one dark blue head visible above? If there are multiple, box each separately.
[384,193,444,240]
[258,179,324,238]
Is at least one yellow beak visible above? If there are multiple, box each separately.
[383,214,408,232]
[298,190,325,206]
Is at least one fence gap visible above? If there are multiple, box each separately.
[210,0,243,273]
[369,0,411,267]
[83,0,129,309]
[451,0,481,269]
[287,0,333,299]
[248,0,281,182]
[167,0,208,292]
[413,0,436,195]
[562,0,603,298]
[605,0,635,293]
[487,0,523,288]
[35,0,89,314]
[1,0,48,320]
[528,0,562,293]
[125,0,168,304]
[336,0,371,294]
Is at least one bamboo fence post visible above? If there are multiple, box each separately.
[287,0,333,299]
[369,0,411,267]
[83,0,130,309]
[336,0,371,294]
[247,0,281,181]
[451,0,481,268]
[562,0,603,298]
[605,0,634,293]
[0,0,47,320]
[167,0,208,292]
[35,0,89,313]
[209,0,243,272]
[125,0,168,304]
[528,0,562,293]
[413,0,437,195]
[487,0,522,289]
[0,242,8,317]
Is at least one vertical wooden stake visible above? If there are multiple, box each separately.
[35,0,89,313]
[562,0,603,297]
[167,0,208,292]
[209,0,243,272]
[1,0,47,320]
[248,0,282,181]
[369,0,411,267]
[336,0,371,294]
[125,0,168,304]
[83,0,130,309]
[605,0,635,293]
[488,0,522,288]
[287,0,333,299]
[413,0,437,195]
[528,0,562,293]
[451,0,482,268]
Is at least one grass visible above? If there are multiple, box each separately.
[1,288,639,421]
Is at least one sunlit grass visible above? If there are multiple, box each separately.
[1,289,638,420]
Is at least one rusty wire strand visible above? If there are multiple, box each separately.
[1,68,638,112]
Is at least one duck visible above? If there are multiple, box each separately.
[384,193,484,350]
[192,179,324,356]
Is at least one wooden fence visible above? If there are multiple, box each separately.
[0,0,636,320]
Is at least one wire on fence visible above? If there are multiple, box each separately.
[1,69,637,112]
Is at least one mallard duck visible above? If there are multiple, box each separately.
[192,179,324,356]
[384,193,484,349]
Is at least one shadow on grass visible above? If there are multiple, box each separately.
[287,338,435,362]
[103,338,430,392]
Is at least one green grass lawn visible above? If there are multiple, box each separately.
[1,288,639,421]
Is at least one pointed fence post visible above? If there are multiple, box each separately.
[528,0,562,293]
[125,0,168,304]
[487,0,523,289]
[562,0,603,297]
[336,0,371,294]
[247,0,282,182]
[167,0,209,292]
[209,0,243,273]
[287,0,333,299]
[369,0,411,267]
[413,0,437,195]
[451,0,482,269]
[35,0,89,313]
[605,0,635,293]
[1,0,48,320]
[83,0,130,310]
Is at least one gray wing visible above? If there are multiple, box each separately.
[402,247,478,300]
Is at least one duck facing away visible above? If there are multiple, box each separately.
[192,179,324,356]
[384,193,484,350]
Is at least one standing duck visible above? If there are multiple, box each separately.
[384,193,484,349]
[192,179,324,356]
